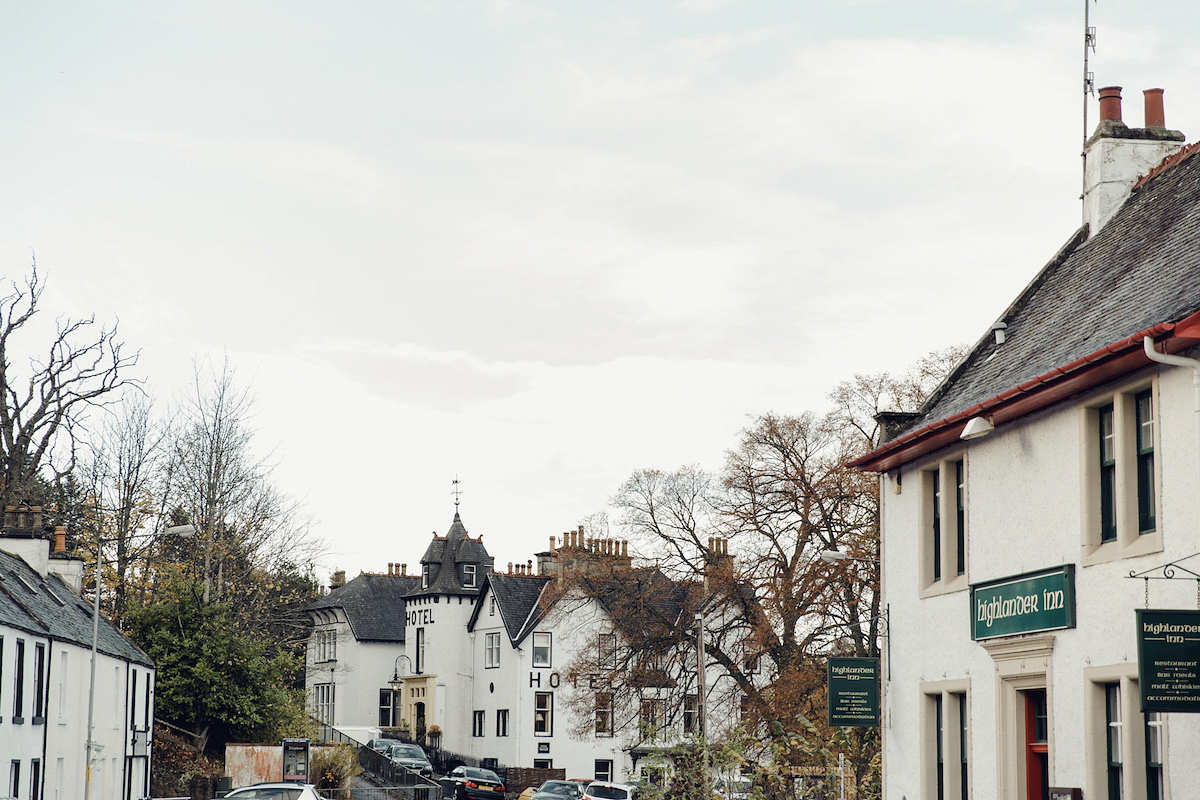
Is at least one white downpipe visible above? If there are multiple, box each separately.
[1143,335,1200,499]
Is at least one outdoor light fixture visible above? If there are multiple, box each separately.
[821,550,851,563]
[960,415,995,440]
[390,654,414,693]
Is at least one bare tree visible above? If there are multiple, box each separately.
[76,392,171,626]
[0,263,137,512]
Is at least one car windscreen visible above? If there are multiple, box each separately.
[465,769,501,782]
[539,783,577,795]
[587,787,630,799]
[391,745,425,758]
[228,790,303,800]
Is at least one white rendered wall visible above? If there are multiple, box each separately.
[882,360,1200,799]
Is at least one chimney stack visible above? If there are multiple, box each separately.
[1084,85,1185,236]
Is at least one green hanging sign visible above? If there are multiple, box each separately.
[827,657,880,727]
[1137,608,1200,712]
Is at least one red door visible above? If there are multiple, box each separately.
[1024,689,1049,800]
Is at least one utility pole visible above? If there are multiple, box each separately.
[695,610,709,793]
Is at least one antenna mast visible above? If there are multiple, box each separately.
[1082,0,1097,216]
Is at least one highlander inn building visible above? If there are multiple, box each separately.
[852,87,1200,800]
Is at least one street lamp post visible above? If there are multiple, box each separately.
[85,523,194,800]
[389,654,413,734]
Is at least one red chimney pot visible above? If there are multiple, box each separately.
[1099,86,1123,122]
[1145,88,1165,128]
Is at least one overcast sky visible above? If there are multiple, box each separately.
[3,0,1199,582]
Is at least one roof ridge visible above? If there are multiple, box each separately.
[1133,140,1200,190]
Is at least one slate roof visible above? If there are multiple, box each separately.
[858,144,1200,467]
[468,572,552,645]
[418,512,494,596]
[306,572,422,642]
[0,548,152,666]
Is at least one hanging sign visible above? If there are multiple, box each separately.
[827,657,880,727]
[971,565,1075,641]
[1137,608,1200,712]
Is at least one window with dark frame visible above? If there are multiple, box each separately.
[931,468,942,581]
[935,694,944,800]
[955,460,966,576]
[1146,710,1164,800]
[33,643,46,723]
[13,639,24,722]
[1099,403,1117,543]
[1105,683,1122,799]
[472,710,486,737]
[683,694,698,733]
[598,632,617,670]
[956,692,968,800]
[9,760,18,799]
[1136,390,1156,534]
[496,708,509,737]
[29,759,39,800]
[595,693,613,737]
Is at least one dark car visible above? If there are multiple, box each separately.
[388,742,435,776]
[531,780,585,800]
[367,737,404,754]
[440,766,506,800]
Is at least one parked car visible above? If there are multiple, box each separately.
[715,776,753,800]
[222,783,328,800]
[367,737,404,754]
[530,780,586,800]
[582,782,636,800]
[388,742,435,776]
[440,766,506,800]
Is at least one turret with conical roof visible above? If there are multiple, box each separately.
[417,511,493,595]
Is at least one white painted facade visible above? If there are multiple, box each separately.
[0,526,154,800]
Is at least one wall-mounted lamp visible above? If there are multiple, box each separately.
[960,416,994,440]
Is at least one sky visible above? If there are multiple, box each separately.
[3,0,1200,583]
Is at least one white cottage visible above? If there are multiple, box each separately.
[0,512,155,800]
[853,87,1200,800]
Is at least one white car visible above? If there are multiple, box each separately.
[582,782,636,800]
[223,783,328,800]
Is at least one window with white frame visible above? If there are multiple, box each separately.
[640,697,665,741]
[1084,383,1161,565]
[595,761,614,782]
[416,628,425,673]
[315,629,337,663]
[464,564,477,588]
[920,456,968,595]
[921,681,969,800]
[314,683,335,725]
[532,632,551,667]
[422,564,431,588]
[683,694,698,733]
[485,632,501,669]
[489,595,496,616]
[534,692,553,735]
[472,710,486,737]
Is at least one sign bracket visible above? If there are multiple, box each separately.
[1127,551,1200,609]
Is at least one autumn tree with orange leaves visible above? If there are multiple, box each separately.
[570,348,964,800]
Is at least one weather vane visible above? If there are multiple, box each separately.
[452,475,463,510]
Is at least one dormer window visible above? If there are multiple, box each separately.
[463,564,477,588]
[422,564,431,589]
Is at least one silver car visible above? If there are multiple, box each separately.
[223,783,328,800]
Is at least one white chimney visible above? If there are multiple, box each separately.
[1084,86,1186,237]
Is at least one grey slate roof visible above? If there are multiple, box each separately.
[481,572,552,645]
[0,548,153,666]
[900,146,1200,440]
[306,572,422,642]
[418,512,494,596]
